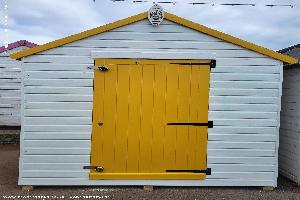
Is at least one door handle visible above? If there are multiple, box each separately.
[167,121,213,128]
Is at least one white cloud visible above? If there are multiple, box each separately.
[1,0,299,50]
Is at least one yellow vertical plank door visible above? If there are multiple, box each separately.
[90,59,211,180]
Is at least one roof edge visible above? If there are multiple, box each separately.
[0,40,37,54]
[279,44,300,54]
[10,11,298,64]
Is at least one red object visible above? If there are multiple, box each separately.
[0,40,37,53]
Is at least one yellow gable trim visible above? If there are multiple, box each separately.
[10,11,298,64]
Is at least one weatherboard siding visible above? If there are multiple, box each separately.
[279,68,300,185]
[19,19,282,186]
[0,46,28,126]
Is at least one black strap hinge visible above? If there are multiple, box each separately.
[166,168,211,175]
[169,60,216,69]
[167,121,213,128]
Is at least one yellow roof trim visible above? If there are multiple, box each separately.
[10,11,298,64]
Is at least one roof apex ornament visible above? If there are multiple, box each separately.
[148,4,164,26]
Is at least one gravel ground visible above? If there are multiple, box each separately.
[0,129,20,144]
[0,144,299,200]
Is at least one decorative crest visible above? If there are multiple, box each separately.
[148,4,164,26]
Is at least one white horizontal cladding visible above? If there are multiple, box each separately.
[212,119,277,127]
[25,56,279,67]
[24,117,92,125]
[0,46,28,56]
[22,155,277,166]
[23,79,93,87]
[210,88,279,97]
[23,63,93,71]
[19,18,282,186]
[22,132,276,142]
[210,104,278,112]
[24,131,91,140]
[24,110,91,117]
[91,31,221,42]
[21,148,276,157]
[23,140,91,148]
[25,102,92,110]
[67,40,240,50]
[209,111,277,119]
[43,47,265,58]
[211,73,280,82]
[112,23,204,33]
[22,163,275,172]
[91,50,216,60]
[21,171,274,180]
[24,132,91,140]
[24,71,93,79]
[0,46,28,126]
[23,125,92,132]
[24,94,93,102]
[22,140,275,150]
[210,97,278,104]
[23,55,93,64]
[211,81,280,89]
[24,87,93,95]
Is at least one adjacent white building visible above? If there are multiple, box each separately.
[0,40,36,127]
[279,45,300,185]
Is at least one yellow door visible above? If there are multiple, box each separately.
[90,59,212,180]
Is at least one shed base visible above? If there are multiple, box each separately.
[18,179,277,187]
[22,185,34,192]
[143,185,154,191]
[262,186,274,191]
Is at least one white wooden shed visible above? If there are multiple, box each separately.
[0,40,36,127]
[278,44,300,185]
[10,10,297,188]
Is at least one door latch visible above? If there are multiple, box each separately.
[83,166,104,172]
[97,66,109,71]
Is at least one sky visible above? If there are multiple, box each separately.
[0,0,299,51]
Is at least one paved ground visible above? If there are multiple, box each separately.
[0,144,299,200]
